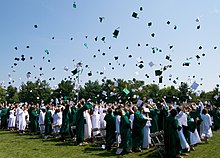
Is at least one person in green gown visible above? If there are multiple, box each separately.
[69,105,77,138]
[149,104,160,133]
[30,106,38,135]
[210,105,220,131]
[189,104,202,136]
[75,99,93,145]
[44,106,53,138]
[0,105,9,129]
[164,109,182,158]
[104,107,116,151]
[60,104,71,141]
[116,108,132,155]
[132,105,147,152]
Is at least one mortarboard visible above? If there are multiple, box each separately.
[99,17,104,23]
[132,12,138,18]
[113,29,119,38]
[155,70,162,76]
[167,21,171,25]
[148,22,152,27]
[197,25,200,29]
[71,68,78,76]
[140,7,143,11]
[34,25,38,28]
[88,72,92,76]
[151,33,155,37]
[159,76,163,83]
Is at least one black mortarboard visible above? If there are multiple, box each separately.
[155,70,162,76]
[14,47,18,50]
[167,21,171,25]
[112,67,114,70]
[123,64,125,67]
[148,22,152,27]
[202,53,205,56]
[169,45,173,49]
[214,46,217,49]
[71,68,78,75]
[70,37,73,40]
[26,46,29,48]
[30,57,33,60]
[128,55,132,58]
[197,25,200,29]
[40,67,43,71]
[198,46,202,49]
[88,72,92,76]
[138,64,144,69]
[95,36,98,41]
[165,55,170,60]
[183,62,190,66]
[52,37,55,39]
[113,29,119,38]
[132,12,138,18]
[93,55,96,58]
[109,46,111,49]
[159,76,163,83]
[52,67,55,70]
[102,53,105,56]
[34,25,38,28]
[174,25,177,30]
[196,55,200,60]
[140,7,143,11]
[48,59,50,62]
[138,43,141,47]
[146,44,149,46]
[85,65,88,68]
[99,17,104,23]
[14,63,17,66]
[114,56,118,60]
[145,74,149,78]
[109,63,111,65]
[101,37,105,42]
[151,33,155,37]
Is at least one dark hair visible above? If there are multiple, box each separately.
[107,108,112,114]
[202,108,208,115]
[170,109,178,116]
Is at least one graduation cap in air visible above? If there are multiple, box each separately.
[126,46,129,49]
[114,56,119,60]
[30,57,33,60]
[34,25,38,28]
[52,37,55,40]
[148,22,152,27]
[128,55,132,58]
[70,37,73,40]
[159,76,163,83]
[198,46,202,50]
[174,25,177,30]
[94,36,98,41]
[151,33,155,37]
[197,25,200,29]
[196,55,200,60]
[145,74,150,78]
[155,70,162,76]
[48,59,51,62]
[14,63,17,66]
[148,61,154,67]
[202,53,205,56]
[101,37,106,42]
[183,62,190,66]
[214,46,217,49]
[88,71,92,76]
[26,46,30,48]
[71,68,78,76]
[99,17,104,23]
[138,43,141,47]
[169,45,173,49]
[165,55,171,60]
[138,64,144,69]
[132,12,138,18]
[190,81,199,90]
[93,55,96,58]
[113,29,120,38]
[40,67,43,71]
[102,52,105,56]
[167,21,171,25]
[14,47,18,50]
[73,2,76,8]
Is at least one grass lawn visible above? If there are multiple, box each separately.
[0,130,220,158]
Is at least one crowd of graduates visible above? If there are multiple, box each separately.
[0,97,220,158]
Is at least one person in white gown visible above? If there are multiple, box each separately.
[176,107,190,151]
[38,107,46,136]
[84,109,92,140]
[8,107,16,130]
[91,106,100,136]
[53,108,62,137]
[142,108,152,149]
[200,108,212,143]
[115,109,121,146]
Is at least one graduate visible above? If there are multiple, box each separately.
[44,106,53,139]
[0,105,9,129]
[30,106,38,135]
[52,107,62,137]
[132,105,148,152]
[200,108,212,143]
[84,109,92,140]
[149,104,160,133]
[75,99,93,145]
[210,105,220,131]
[116,108,132,155]
[38,107,46,136]
[115,109,121,147]
[104,107,116,151]
[164,109,182,158]
[8,106,16,131]
[142,107,152,150]
[60,104,71,141]
[91,105,100,136]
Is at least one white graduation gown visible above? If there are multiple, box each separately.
[91,108,100,135]
[142,115,151,149]
[84,111,92,140]
[8,110,16,128]
[200,114,212,138]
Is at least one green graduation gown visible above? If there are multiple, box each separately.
[120,113,132,150]
[60,105,71,136]
[132,110,147,149]
[211,108,220,131]
[0,108,9,129]
[44,110,53,135]
[76,103,93,144]
[149,109,160,133]
[30,109,38,133]
[164,115,181,157]
[104,113,116,150]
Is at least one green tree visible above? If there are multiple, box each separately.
[6,85,19,103]
[0,87,6,103]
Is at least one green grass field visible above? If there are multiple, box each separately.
[0,130,220,158]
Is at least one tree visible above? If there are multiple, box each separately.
[6,85,19,103]
[178,82,190,103]
[159,86,180,103]
[18,80,52,104]
[0,87,6,103]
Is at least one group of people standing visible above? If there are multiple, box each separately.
[0,98,219,157]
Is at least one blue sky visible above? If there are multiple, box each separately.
[1,0,220,92]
